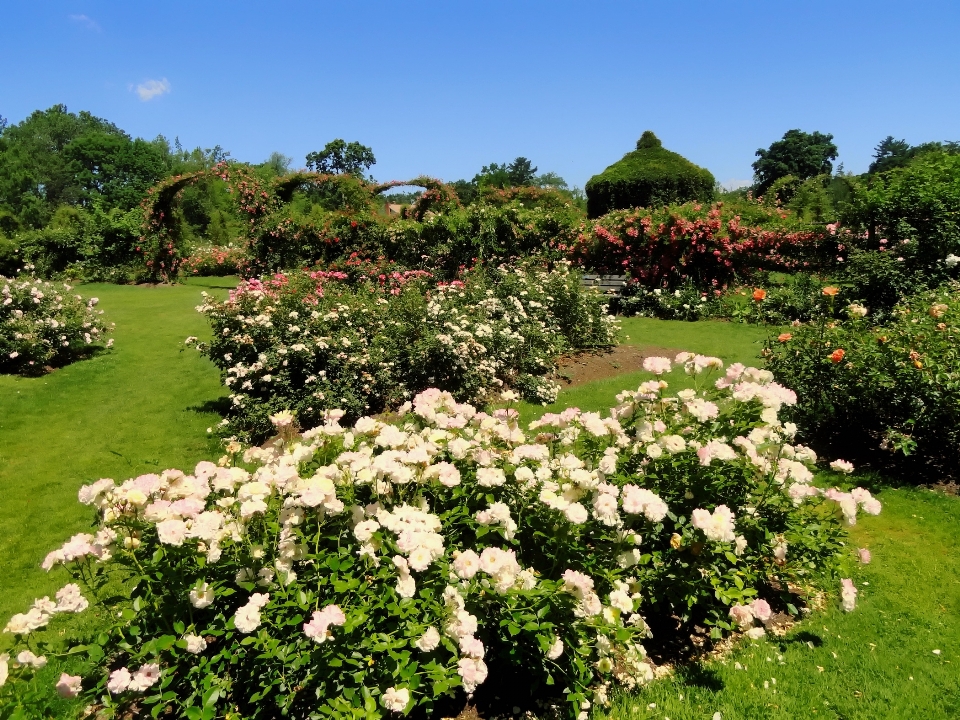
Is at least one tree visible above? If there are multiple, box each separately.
[507,157,538,186]
[305,140,375,177]
[0,105,129,224]
[534,171,568,191]
[868,137,960,174]
[63,133,167,209]
[752,130,838,195]
[261,152,293,177]
[869,136,911,174]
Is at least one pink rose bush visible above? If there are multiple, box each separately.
[1,272,112,375]
[1,359,880,718]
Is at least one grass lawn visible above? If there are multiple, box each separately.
[2,289,958,718]
[0,277,234,628]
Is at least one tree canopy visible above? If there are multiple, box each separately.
[752,129,838,195]
[305,140,376,177]
[869,136,960,174]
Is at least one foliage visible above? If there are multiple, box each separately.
[0,272,112,375]
[841,153,960,289]
[752,130,838,196]
[568,201,834,290]
[0,359,880,719]
[305,140,376,178]
[764,282,960,480]
[868,135,960,174]
[14,205,143,281]
[585,132,715,218]
[195,264,617,441]
[618,283,719,321]
[0,105,167,227]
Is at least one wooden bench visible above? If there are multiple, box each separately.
[581,274,628,296]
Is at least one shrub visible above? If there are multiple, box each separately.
[764,282,960,480]
[569,202,834,290]
[618,282,719,321]
[585,132,715,218]
[195,263,617,441]
[181,245,249,277]
[15,205,142,281]
[1,364,880,718]
[0,272,113,375]
[842,154,960,283]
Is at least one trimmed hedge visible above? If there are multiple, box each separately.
[585,131,715,218]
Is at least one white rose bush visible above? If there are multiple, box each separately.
[2,356,881,718]
[195,262,618,441]
[1,271,112,375]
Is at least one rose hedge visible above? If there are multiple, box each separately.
[195,263,618,441]
[568,201,837,290]
[764,282,960,480]
[2,361,878,718]
[181,245,249,277]
[0,272,112,375]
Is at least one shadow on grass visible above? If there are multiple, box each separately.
[672,662,724,691]
[187,397,232,416]
[783,630,824,648]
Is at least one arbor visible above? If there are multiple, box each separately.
[752,130,838,195]
[305,140,375,177]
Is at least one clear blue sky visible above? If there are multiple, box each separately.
[2,1,958,189]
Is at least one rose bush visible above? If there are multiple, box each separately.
[181,245,249,277]
[0,271,113,375]
[568,201,836,291]
[195,263,617,441]
[1,359,878,718]
[764,281,960,480]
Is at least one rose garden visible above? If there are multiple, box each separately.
[2,121,959,719]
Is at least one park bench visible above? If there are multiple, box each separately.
[581,273,628,297]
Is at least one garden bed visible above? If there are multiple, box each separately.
[553,345,685,387]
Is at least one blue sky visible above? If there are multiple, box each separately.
[2,1,958,189]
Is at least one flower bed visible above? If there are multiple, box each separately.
[1,360,878,718]
[1,273,112,375]
[195,263,618,441]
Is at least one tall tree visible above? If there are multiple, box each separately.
[63,133,167,209]
[869,136,911,174]
[305,140,375,177]
[752,129,838,195]
[0,105,129,224]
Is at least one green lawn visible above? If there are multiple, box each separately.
[2,288,958,718]
[0,277,233,628]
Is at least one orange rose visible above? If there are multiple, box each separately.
[830,348,845,363]
[929,304,948,318]
[822,286,839,297]
[778,333,792,342]
[752,288,767,302]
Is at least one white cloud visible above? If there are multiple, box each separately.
[135,78,171,102]
[69,14,100,31]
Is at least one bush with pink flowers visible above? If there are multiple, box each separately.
[1,359,879,718]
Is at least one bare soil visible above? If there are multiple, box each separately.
[552,344,686,387]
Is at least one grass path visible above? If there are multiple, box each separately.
[0,278,233,626]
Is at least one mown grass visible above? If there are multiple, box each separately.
[2,289,958,718]
[0,277,234,629]
[602,487,960,720]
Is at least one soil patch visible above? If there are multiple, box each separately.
[553,344,686,387]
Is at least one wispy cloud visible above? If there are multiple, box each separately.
[135,78,171,102]
[69,14,100,31]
